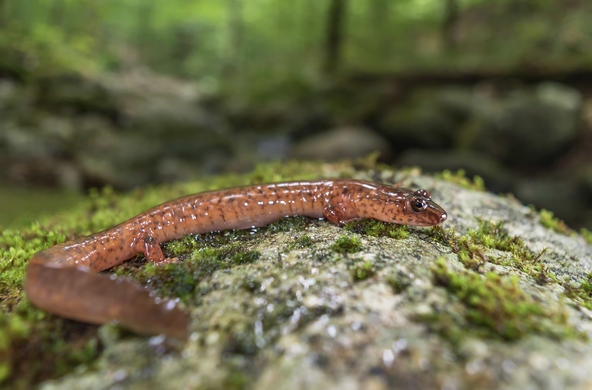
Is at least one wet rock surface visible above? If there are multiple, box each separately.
[39,168,592,390]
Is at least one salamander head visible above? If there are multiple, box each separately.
[379,187,447,226]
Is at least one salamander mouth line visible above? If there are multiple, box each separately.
[25,179,447,339]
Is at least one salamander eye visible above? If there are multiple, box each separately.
[411,197,427,212]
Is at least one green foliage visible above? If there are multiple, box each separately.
[3,0,591,94]
[331,235,362,254]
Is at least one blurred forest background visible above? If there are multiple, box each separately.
[0,0,591,229]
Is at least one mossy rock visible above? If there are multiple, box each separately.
[2,160,592,390]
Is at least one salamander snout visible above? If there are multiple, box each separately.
[400,189,448,226]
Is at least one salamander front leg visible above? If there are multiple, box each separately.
[143,236,166,263]
[323,200,357,226]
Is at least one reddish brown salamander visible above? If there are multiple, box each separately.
[25,179,447,340]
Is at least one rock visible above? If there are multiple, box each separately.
[35,165,592,390]
[0,70,235,190]
[290,126,391,161]
[396,149,514,192]
[35,74,119,117]
[379,83,581,167]
[515,176,592,229]
[473,83,581,166]
[379,87,475,150]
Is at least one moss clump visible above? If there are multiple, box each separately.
[287,235,314,250]
[436,169,485,191]
[429,225,487,271]
[564,272,592,311]
[427,258,578,342]
[345,219,409,239]
[164,229,257,258]
[240,276,262,293]
[429,220,552,283]
[469,219,552,283]
[0,226,103,388]
[331,235,362,254]
[539,209,571,235]
[434,219,592,312]
[580,228,592,244]
[351,260,375,281]
[223,371,250,390]
[386,273,411,293]
[0,303,100,389]
[124,244,261,303]
[267,216,310,233]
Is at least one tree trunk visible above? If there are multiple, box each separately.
[323,0,347,74]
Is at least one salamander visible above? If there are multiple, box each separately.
[25,179,447,340]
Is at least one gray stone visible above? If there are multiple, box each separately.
[473,83,581,165]
[379,87,476,149]
[290,126,390,161]
[397,149,514,192]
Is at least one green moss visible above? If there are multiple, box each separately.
[424,220,592,336]
[0,303,100,389]
[345,219,409,239]
[125,244,261,303]
[435,169,485,191]
[267,216,310,233]
[429,220,552,283]
[240,276,262,293]
[539,209,571,235]
[223,371,250,390]
[351,260,375,281]
[580,228,592,244]
[386,273,411,293]
[427,258,578,342]
[288,235,314,250]
[331,235,362,254]
[564,272,592,311]
[428,225,486,271]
